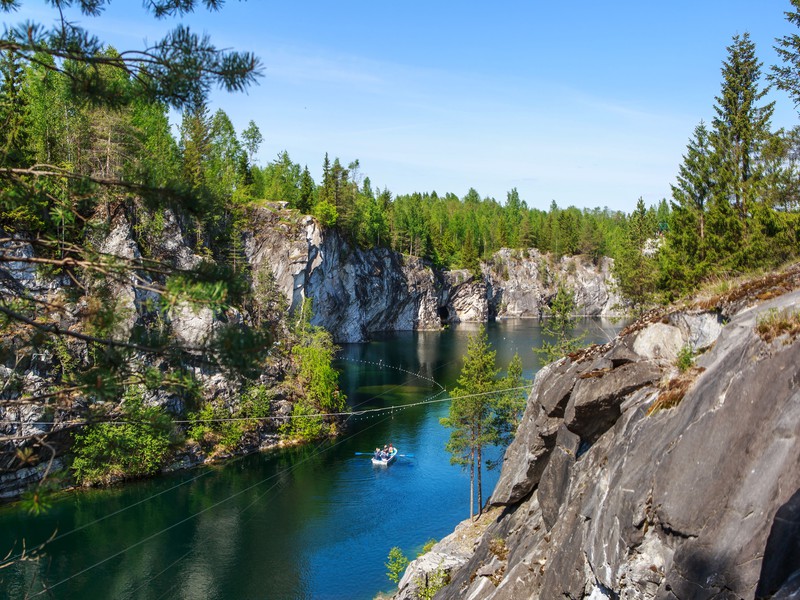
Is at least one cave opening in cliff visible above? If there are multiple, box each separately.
[438,306,449,325]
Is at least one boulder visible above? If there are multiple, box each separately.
[564,360,661,442]
[490,362,563,506]
[669,310,724,351]
[632,322,685,363]
[537,358,583,418]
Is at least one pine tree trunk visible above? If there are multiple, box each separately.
[469,448,475,520]
[477,442,483,518]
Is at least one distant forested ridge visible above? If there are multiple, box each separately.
[1,15,800,315]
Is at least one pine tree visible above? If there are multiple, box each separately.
[663,121,715,290]
[440,326,524,520]
[441,327,498,519]
[710,33,774,268]
[0,1,260,111]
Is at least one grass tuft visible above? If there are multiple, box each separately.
[648,367,705,416]
[756,308,800,344]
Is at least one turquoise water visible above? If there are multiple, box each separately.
[0,319,621,599]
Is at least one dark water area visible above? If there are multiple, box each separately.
[0,319,623,600]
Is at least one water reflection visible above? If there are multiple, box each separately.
[0,319,623,600]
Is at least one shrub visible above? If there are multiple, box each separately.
[414,565,449,600]
[386,547,409,584]
[676,345,694,372]
[488,536,509,561]
[419,539,437,556]
[280,399,325,441]
[756,308,800,343]
[72,389,173,485]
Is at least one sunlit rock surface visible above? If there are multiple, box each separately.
[393,270,800,600]
[246,207,621,342]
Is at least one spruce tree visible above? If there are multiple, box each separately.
[710,33,774,268]
[663,121,715,290]
[613,198,658,312]
[772,0,800,111]
[0,38,28,167]
[297,166,316,214]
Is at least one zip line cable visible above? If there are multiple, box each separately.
[2,356,454,563]
[0,384,532,443]
[29,413,394,597]
[1,356,452,439]
[3,355,532,577]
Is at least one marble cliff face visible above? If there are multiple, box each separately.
[0,204,620,498]
[245,205,622,343]
[393,267,800,600]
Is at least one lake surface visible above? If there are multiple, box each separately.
[0,319,623,600]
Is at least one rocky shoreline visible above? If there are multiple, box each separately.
[1,203,621,501]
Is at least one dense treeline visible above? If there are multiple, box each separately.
[657,32,800,300]
[2,10,800,314]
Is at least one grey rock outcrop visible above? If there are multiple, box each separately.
[393,271,800,600]
[485,250,621,319]
[245,207,621,342]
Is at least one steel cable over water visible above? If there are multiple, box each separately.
[2,355,476,568]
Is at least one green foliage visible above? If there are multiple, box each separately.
[491,352,527,452]
[440,326,525,519]
[1,1,262,111]
[279,399,325,441]
[241,119,263,166]
[676,346,694,373]
[291,299,345,413]
[535,282,586,365]
[658,29,799,298]
[188,383,273,451]
[613,198,659,312]
[313,199,338,227]
[0,2,272,453]
[419,539,438,556]
[71,388,174,485]
[414,565,449,600]
[385,547,410,584]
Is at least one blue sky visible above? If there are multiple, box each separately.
[5,1,800,212]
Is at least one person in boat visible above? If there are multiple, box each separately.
[387,443,394,456]
[374,447,381,460]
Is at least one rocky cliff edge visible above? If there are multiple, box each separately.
[394,265,800,600]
